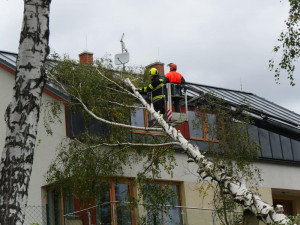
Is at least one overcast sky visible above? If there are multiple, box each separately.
[1,0,300,114]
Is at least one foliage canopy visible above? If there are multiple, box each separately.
[45,54,261,223]
[270,0,300,86]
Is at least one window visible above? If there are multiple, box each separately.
[269,131,283,159]
[146,182,182,225]
[258,128,273,158]
[281,136,293,161]
[188,110,204,138]
[46,180,134,225]
[206,113,217,140]
[291,139,300,161]
[247,124,300,162]
[67,106,108,138]
[247,125,261,157]
[188,110,218,142]
[97,181,134,225]
[131,108,145,127]
[46,189,74,225]
[131,108,166,136]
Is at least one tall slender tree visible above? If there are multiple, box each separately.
[0,0,51,224]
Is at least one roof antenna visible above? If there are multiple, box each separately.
[120,33,127,53]
[114,33,130,72]
[240,77,243,91]
[86,36,87,50]
[85,35,88,51]
[157,48,160,62]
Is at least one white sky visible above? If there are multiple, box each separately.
[1,0,300,114]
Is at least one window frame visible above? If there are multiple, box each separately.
[45,186,68,225]
[105,179,136,225]
[188,108,219,143]
[45,179,136,225]
[131,109,167,136]
[146,180,183,225]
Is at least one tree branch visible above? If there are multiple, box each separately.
[77,97,163,131]
[124,78,290,224]
[48,73,163,132]
[74,138,180,148]
[107,100,146,109]
[95,67,137,98]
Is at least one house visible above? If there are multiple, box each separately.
[0,50,300,225]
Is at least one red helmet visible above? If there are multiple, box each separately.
[168,63,177,71]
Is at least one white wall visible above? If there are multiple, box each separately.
[0,68,66,206]
[124,149,300,192]
[2,66,300,208]
[255,161,300,190]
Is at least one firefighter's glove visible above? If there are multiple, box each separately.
[136,88,143,93]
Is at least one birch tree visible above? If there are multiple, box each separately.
[45,56,291,224]
[0,0,51,224]
[125,79,290,225]
[270,0,300,85]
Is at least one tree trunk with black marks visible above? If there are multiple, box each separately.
[0,0,51,224]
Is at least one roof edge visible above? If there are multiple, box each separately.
[0,50,18,56]
[186,81,254,95]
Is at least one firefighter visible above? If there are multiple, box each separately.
[165,63,185,112]
[137,68,166,114]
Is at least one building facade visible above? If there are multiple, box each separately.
[0,50,300,225]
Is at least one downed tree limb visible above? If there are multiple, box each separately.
[125,78,290,225]
[48,73,163,132]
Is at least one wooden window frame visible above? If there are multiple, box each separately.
[131,107,221,142]
[189,109,219,143]
[44,186,66,225]
[132,109,167,136]
[147,180,183,225]
[45,179,136,225]
[107,179,136,225]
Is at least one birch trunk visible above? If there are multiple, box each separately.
[125,78,290,225]
[0,1,51,224]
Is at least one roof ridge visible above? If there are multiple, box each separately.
[185,81,254,95]
[252,93,300,117]
[0,50,18,56]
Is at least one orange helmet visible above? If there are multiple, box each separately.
[168,63,177,71]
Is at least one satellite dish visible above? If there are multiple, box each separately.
[114,52,129,65]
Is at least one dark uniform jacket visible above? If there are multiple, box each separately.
[141,75,166,101]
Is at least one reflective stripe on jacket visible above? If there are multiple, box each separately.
[142,75,166,100]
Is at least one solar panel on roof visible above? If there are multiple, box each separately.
[185,82,300,130]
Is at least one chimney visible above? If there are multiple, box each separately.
[146,62,165,75]
[79,51,93,64]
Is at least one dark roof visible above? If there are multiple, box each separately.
[185,82,300,132]
[1,50,299,132]
[0,50,17,71]
[0,50,68,101]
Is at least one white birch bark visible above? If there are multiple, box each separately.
[125,78,291,225]
[0,1,51,224]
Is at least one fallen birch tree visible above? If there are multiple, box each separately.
[124,78,290,225]
[47,58,291,224]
